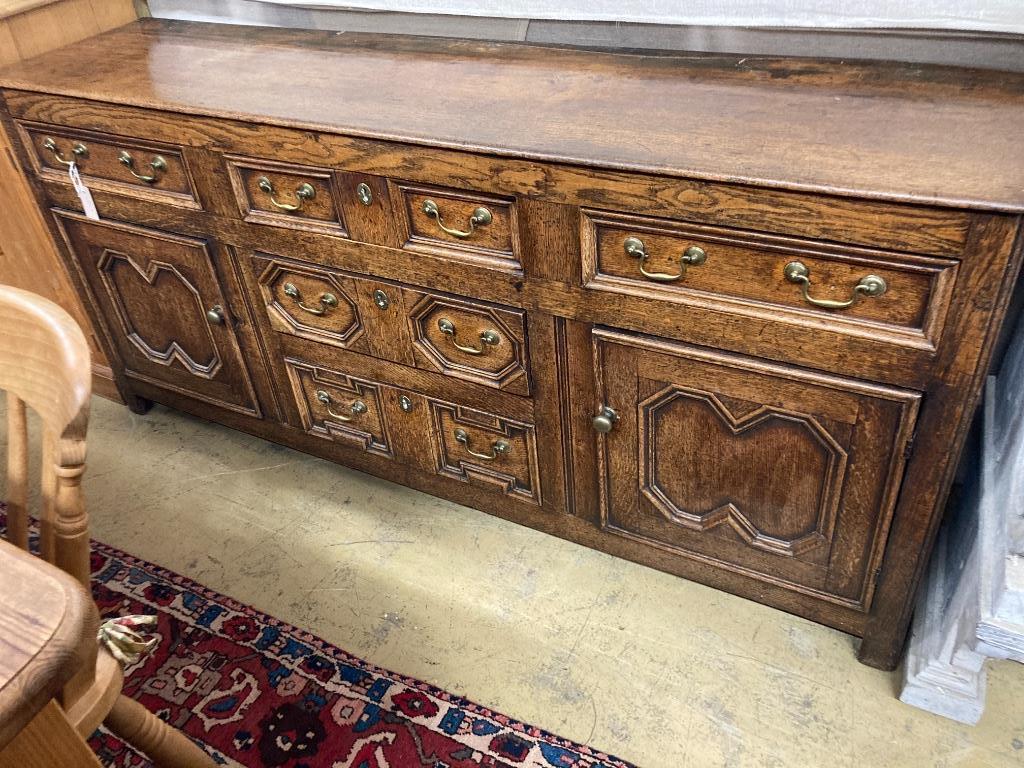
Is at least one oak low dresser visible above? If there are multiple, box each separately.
[2,19,1022,670]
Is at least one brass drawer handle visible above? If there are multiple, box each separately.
[316,390,367,422]
[282,282,338,316]
[624,237,706,283]
[421,199,492,239]
[118,150,167,183]
[258,176,315,212]
[42,137,87,166]
[453,428,510,460]
[437,318,500,355]
[784,261,887,310]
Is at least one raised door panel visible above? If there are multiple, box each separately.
[593,328,919,611]
[54,211,259,415]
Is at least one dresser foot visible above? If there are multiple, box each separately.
[857,630,906,671]
[125,395,152,415]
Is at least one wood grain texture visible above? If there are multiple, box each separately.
[0,286,214,766]
[0,699,103,768]
[2,19,1024,210]
[0,541,92,751]
[3,21,1023,671]
[0,0,137,400]
[3,90,974,256]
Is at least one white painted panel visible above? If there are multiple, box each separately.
[239,0,1024,33]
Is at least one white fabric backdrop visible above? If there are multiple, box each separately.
[246,0,1024,33]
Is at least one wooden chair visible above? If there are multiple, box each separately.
[0,285,213,767]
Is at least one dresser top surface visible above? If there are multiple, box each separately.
[2,18,1024,212]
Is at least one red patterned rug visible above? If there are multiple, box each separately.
[4,508,633,768]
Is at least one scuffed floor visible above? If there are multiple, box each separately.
[4,395,1024,767]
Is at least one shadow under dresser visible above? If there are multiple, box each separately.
[2,18,1022,669]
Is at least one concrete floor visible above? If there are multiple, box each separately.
[4,394,1024,767]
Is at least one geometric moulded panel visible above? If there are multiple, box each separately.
[97,248,222,378]
[640,385,848,558]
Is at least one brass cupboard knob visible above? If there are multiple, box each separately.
[206,305,225,325]
[592,405,618,434]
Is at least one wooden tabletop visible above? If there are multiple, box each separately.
[1,19,1024,211]
[0,540,91,750]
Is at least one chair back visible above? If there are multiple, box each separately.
[0,284,91,588]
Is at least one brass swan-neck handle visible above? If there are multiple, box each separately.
[258,176,315,212]
[421,199,492,239]
[283,282,338,316]
[437,318,500,355]
[453,428,509,460]
[783,261,887,310]
[623,237,706,283]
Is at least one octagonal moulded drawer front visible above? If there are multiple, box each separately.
[252,253,371,352]
[405,290,530,396]
[591,328,921,613]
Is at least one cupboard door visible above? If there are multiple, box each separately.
[592,328,919,611]
[55,211,259,415]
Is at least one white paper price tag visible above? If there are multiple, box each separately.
[69,162,99,220]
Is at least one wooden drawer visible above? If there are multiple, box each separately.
[428,399,540,505]
[18,121,198,207]
[591,328,920,611]
[406,289,529,395]
[285,357,393,458]
[251,253,530,394]
[226,155,347,235]
[582,209,959,352]
[282,356,539,503]
[393,181,520,271]
[254,255,368,352]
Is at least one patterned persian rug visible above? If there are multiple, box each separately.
[3,508,633,768]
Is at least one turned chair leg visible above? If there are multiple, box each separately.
[104,695,215,767]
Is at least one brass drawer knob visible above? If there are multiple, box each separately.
[422,199,492,239]
[42,137,87,167]
[282,282,338,316]
[437,318,500,355]
[592,405,618,434]
[784,261,887,310]
[258,176,315,212]
[624,237,706,283]
[118,150,167,183]
[453,428,509,460]
[316,390,367,422]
